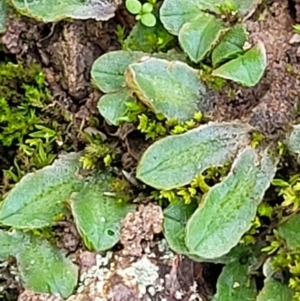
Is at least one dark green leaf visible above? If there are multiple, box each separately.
[71,175,135,251]
[179,13,225,63]
[277,213,300,250]
[212,24,248,67]
[212,260,257,301]
[212,42,267,87]
[17,237,78,298]
[256,279,293,301]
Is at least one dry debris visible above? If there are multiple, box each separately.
[2,14,41,57]
[120,203,164,257]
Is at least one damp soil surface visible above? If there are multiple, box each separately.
[1,0,300,300]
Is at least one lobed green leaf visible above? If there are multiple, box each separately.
[137,122,252,190]
[10,0,118,22]
[0,230,29,261]
[179,13,225,63]
[256,279,293,301]
[163,199,253,264]
[125,57,207,121]
[212,24,249,67]
[277,213,300,250]
[212,260,257,301]
[97,89,133,126]
[160,0,261,36]
[91,50,147,94]
[0,153,82,229]
[212,42,267,87]
[71,174,136,251]
[163,199,198,255]
[186,147,278,259]
[17,237,78,298]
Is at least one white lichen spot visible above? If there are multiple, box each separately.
[175,290,183,299]
[118,256,159,297]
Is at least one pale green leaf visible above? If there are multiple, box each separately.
[186,147,278,259]
[212,24,249,67]
[0,0,9,33]
[212,42,267,87]
[137,122,252,190]
[277,213,300,250]
[179,13,225,63]
[91,50,146,93]
[256,279,293,301]
[159,0,257,36]
[10,0,118,22]
[159,0,221,35]
[125,57,207,121]
[17,237,78,298]
[0,153,82,229]
[0,230,29,260]
[287,124,300,159]
[71,175,135,251]
[97,89,133,126]
[212,260,257,301]
[233,0,262,16]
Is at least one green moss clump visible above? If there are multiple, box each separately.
[0,61,70,193]
[0,61,51,146]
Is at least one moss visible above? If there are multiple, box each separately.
[0,61,72,193]
[0,61,51,146]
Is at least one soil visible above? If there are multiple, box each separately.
[1,0,300,300]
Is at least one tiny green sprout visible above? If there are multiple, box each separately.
[159,190,176,202]
[219,0,238,15]
[273,175,300,212]
[115,25,126,47]
[294,24,300,34]
[177,187,195,204]
[261,230,283,254]
[125,0,156,27]
[258,203,273,218]
[185,120,196,129]
[277,141,286,156]
[103,154,112,167]
[286,63,293,73]
[170,124,187,135]
[250,131,264,148]
[289,261,300,276]
[193,111,202,122]
[191,174,210,193]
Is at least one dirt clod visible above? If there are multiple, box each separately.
[120,203,163,257]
